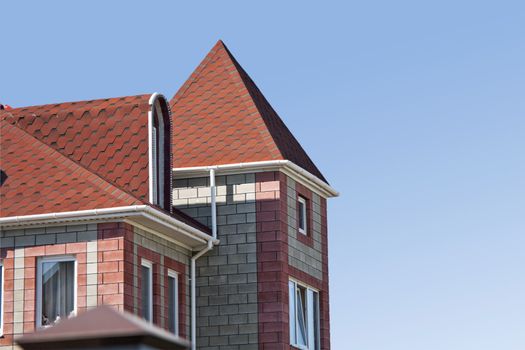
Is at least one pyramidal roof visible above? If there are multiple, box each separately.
[170,40,327,183]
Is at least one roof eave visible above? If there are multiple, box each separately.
[173,160,339,198]
[0,205,218,251]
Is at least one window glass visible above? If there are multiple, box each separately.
[313,291,320,350]
[289,281,296,343]
[298,197,307,234]
[141,263,152,322]
[0,263,3,334]
[289,280,321,349]
[152,126,158,203]
[168,272,178,334]
[296,285,308,346]
[40,259,75,326]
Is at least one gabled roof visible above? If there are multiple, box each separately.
[0,119,141,217]
[0,97,210,235]
[170,40,327,183]
[1,95,151,201]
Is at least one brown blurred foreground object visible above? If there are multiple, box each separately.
[16,305,190,350]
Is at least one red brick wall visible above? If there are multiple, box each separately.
[0,222,190,348]
[101,222,189,336]
[256,171,331,350]
[0,241,91,347]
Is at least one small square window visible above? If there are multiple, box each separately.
[37,257,76,327]
[141,259,153,322]
[298,196,308,235]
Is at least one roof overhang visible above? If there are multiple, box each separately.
[0,205,218,251]
[173,160,339,198]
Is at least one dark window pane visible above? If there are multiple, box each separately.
[168,275,177,333]
[298,199,305,231]
[141,265,151,321]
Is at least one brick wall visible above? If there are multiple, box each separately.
[0,224,98,350]
[128,225,191,337]
[174,171,331,350]
[173,174,259,349]
[0,222,193,350]
[255,171,331,350]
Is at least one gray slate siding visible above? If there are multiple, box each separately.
[287,177,324,281]
[173,174,258,350]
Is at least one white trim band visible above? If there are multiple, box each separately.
[173,160,339,198]
[0,205,218,249]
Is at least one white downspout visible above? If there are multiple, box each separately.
[190,168,220,349]
[191,239,213,350]
[210,168,217,240]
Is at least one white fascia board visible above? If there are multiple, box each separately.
[0,205,217,250]
[173,160,339,198]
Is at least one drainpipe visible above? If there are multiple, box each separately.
[190,169,218,350]
[210,168,217,240]
[191,239,213,350]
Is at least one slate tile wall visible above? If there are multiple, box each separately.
[173,174,259,350]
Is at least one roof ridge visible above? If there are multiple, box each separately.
[8,94,150,113]
[169,40,327,182]
[206,41,327,182]
[1,119,144,206]
[171,40,224,106]
[220,44,327,182]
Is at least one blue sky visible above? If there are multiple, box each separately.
[2,1,524,349]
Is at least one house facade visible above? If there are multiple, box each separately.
[0,41,338,350]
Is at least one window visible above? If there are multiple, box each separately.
[141,259,153,322]
[0,262,3,336]
[37,257,76,327]
[167,270,179,334]
[298,196,308,235]
[289,280,320,350]
[149,96,170,210]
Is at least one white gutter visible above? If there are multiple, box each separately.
[190,240,213,350]
[0,205,218,246]
[173,160,339,198]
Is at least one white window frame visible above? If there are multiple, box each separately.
[289,279,320,350]
[298,196,308,235]
[148,98,165,207]
[0,262,4,336]
[167,269,179,335]
[36,256,77,328]
[141,259,153,323]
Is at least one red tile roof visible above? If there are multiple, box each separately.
[170,40,327,183]
[1,95,151,202]
[0,119,142,217]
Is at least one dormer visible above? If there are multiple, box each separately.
[148,93,172,211]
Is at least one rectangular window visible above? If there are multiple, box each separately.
[0,262,3,336]
[289,280,320,350]
[298,196,308,235]
[141,259,153,322]
[37,257,76,327]
[167,270,179,334]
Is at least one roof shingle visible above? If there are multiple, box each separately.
[1,95,151,202]
[0,119,141,217]
[170,40,327,182]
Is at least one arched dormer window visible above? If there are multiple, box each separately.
[149,93,172,211]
